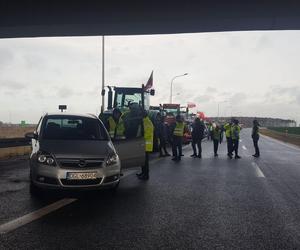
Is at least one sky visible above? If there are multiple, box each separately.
[0,31,300,124]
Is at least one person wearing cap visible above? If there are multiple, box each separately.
[106,108,125,139]
[252,119,260,157]
[231,119,241,159]
[170,115,185,161]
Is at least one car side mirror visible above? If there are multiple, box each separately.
[25,132,38,140]
[150,89,155,96]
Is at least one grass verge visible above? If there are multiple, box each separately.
[260,128,300,147]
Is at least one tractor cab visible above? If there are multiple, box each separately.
[100,85,155,170]
[114,87,151,112]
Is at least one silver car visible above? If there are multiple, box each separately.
[26,113,145,194]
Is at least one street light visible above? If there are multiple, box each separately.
[101,36,105,114]
[170,73,188,103]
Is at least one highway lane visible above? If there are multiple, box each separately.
[0,128,300,249]
[0,159,59,225]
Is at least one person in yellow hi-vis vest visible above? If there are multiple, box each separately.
[231,119,242,159]
[223,119,233,158]
[106,108,125,139]
[170,115,185,162]
[136,110,154,180]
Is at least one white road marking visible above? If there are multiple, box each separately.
[0,198,77,234]
[239,139,242,142]
[251,162,265,178]
[0,150,179,234]
[242,145,247,150]
[1,167,141,234]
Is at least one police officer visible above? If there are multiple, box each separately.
[212,124,222,157]
[106,108,125,139]
[171,115,185,162]
[137,110,154,180]
[252,119,260,157]
[223,119,233,158]
[231,119,241,159]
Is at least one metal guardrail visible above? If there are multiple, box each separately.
[0,138,31,148]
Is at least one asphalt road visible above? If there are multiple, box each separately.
[1,128,300,250]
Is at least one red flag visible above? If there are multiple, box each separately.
[197,112,206,120]
[145,71,153,90]
[187,102,196,108]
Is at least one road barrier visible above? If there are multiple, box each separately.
[0,138,30,148]
[0,138,31,159]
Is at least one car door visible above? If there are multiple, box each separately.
[109,110,146,170]
[113,137,145,170]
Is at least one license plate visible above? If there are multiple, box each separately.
[67,172,97,180]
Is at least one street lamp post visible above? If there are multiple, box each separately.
[171,92,180,103]
[101,36,105,114]
[217,100,229,121]
[170,73,188,103]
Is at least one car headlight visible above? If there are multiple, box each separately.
[106,153,118,167]
[38,155,47,163]
[37,152,56,166]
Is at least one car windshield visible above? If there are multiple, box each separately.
[164,108,178,116]
[42,116,108,140]
[116,92,142,108]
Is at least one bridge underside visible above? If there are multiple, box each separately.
[1,1,300,38]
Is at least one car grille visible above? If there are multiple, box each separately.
[60,178,102,186]
[57,158,104,169]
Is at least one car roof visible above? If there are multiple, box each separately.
[44,113,98,119]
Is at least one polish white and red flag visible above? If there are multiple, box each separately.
[144,71,153,90]
[187,102,196,108]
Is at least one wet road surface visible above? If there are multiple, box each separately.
[1,129,300,249]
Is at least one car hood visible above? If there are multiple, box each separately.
[39,140,114,159]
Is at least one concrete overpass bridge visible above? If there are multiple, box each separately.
[1,1,300,38]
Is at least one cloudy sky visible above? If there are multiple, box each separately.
[0,31,300,124]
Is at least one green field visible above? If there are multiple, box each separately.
[268,127,300,135]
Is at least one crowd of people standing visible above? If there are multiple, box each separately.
[105,106,261,180]
[153,115,260,161]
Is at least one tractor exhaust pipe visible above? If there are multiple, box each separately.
[107,86,113,110]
